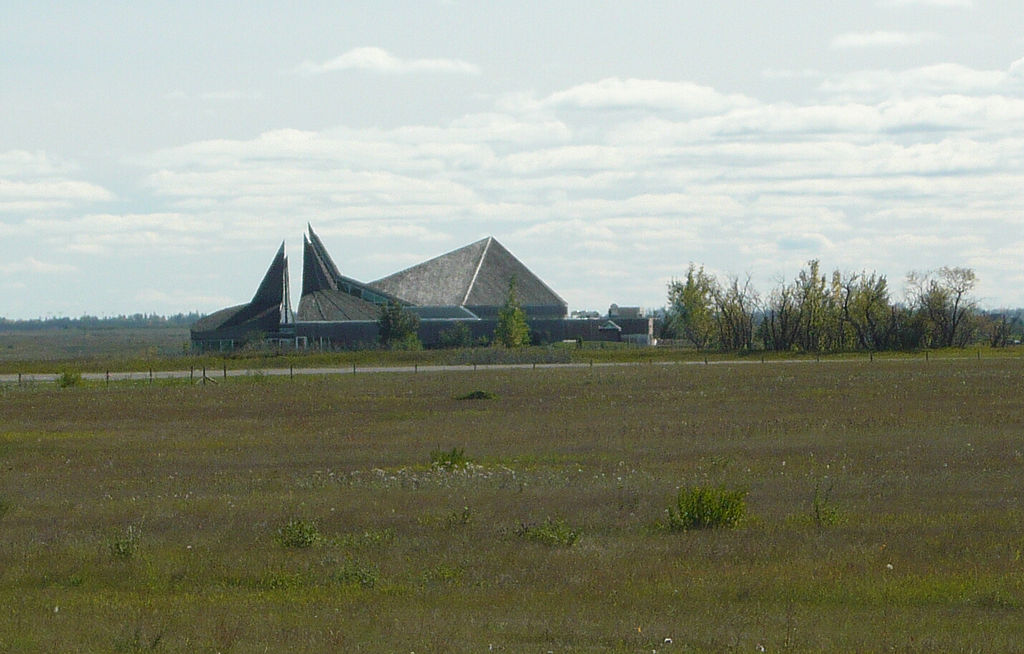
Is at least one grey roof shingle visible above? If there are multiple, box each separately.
[370,237,566,311]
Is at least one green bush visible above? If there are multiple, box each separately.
[430,447,470,470]
[455,389,497,400]
[812,478,843,529]
[666,486,747,530]
[516,518,581,547]
[57,370,82,388]
[277,519,321,548]
[331,559,380,588]
[445,506,473,528]
[109,525,141,560]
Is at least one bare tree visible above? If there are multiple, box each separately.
[905,267,978,347]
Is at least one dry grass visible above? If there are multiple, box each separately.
[1,359,1023,651]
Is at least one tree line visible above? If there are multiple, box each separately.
[665,261,1021,352]
[0,313,204,331]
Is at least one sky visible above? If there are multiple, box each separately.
[2,0,1023,319]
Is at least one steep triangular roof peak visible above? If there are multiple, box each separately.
[231,241,293,327]
[301,224,408,306]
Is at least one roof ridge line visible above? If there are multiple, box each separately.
[462,236,492,306]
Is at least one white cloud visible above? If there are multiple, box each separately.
[528,78,757,115]
[0,257,77,274]
[294,47,480,76]
[95,63,1024,311]
[0,178,115,212]
[821,63,1009,100]
[830,31,938,49]
[878,0,972,7]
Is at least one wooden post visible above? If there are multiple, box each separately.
[290,365,294,379]
[149,369,153,384]
[106,371,110,387]
[190,366,194,382]
[202,367,206,386]
[223,362,227,379]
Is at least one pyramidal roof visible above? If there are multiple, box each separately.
[370,237,566,310]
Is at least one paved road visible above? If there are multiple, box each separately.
[0,355,917,385]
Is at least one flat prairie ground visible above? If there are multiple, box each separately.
[1,358,1023,652]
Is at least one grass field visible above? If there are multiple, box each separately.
[2,358,1023,651]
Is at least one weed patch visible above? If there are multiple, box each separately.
[431,447,470,470]
[666,486,747,530]
[57,369,82,388]
[109,525,141,560]
[330,559,380,588]
[277,519,321,548]
[515,518,581,547]
[811,477,843,529]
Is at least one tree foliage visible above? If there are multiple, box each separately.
[669,261,985,354]
[494,277,531,348]
[666,264,716,349]
[377,301,421,350]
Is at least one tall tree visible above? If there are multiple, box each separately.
[666,264,717,349]
[495,277,531,347]
[713,274,757,350]
[839,271,896,351]
[906,267,978,347]
[377,301,421,350]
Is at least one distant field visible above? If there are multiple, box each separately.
[2,359,1023,651]
[0,327,190,363]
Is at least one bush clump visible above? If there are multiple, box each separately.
[516,518,581,547]
[666,486,747,530]
[277,519,321,548]
[57,370,82,388]
[430,447,470,470]
[455,389,497,400]
[109,525,141,560]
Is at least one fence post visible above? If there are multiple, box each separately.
[223,363,227,379]
[106,371,110,387]
[352,362,356,374]
[202,367,206,386]
[149,369,153,384]
[190,366,194,382]
[290,365,294,379]
[17,372,21,386]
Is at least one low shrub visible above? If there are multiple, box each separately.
[430,447,470,470]
[444,506,473,528]
[455,389,497,400]
[516,518,581,547]
[109,525,141,560]
[57,370,82,388]
[331,559,380,588]
[666,486,747,530]
[277,519,321,548]
[812,478,843,529]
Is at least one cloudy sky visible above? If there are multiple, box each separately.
[2,1,1023,318]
